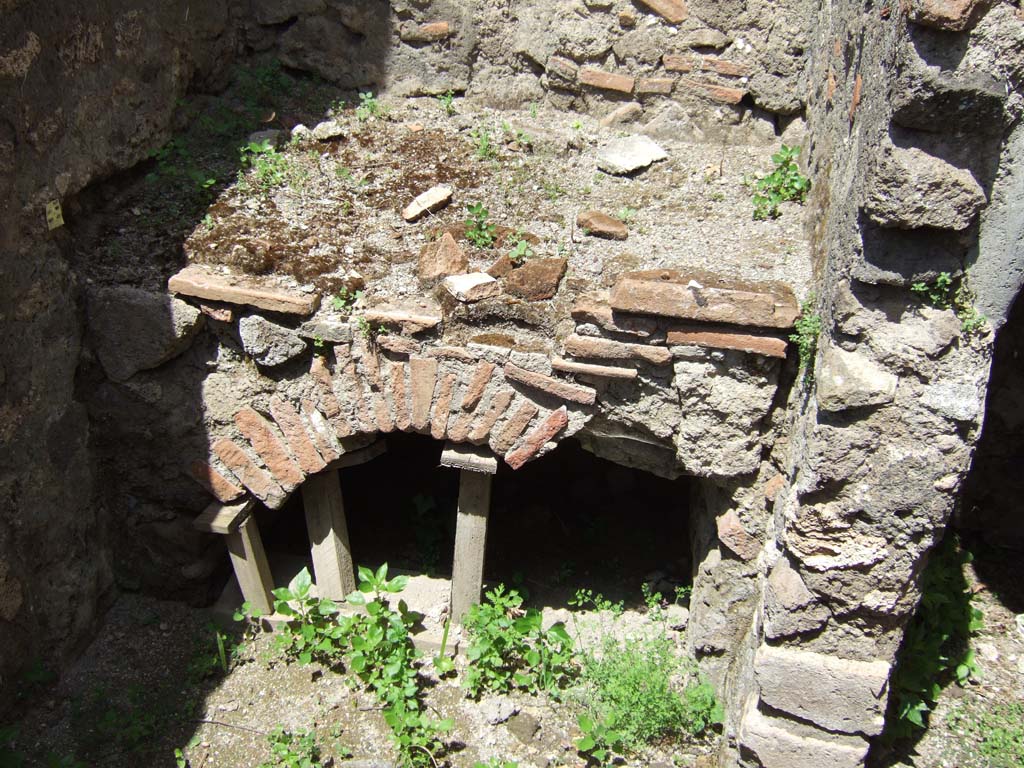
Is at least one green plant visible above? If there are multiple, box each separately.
[239,139,290,192]
[576,713,624,767]
[331,286,363,315]
[463,585,577,698]
[789,297,821,383]
[752,144,810,220]
[437,89,456,116]
[949,701,1024,767]
[187,624,235,682]
[542,179,565,202]
[508,239,533,266]
[271,568,346,666]
[473,761,519,768]
[886,535,983,740]
[617,206,638,224]
[260,726,322,768]
[569,588,624,617]
[471,124,497,160]
[911,272,987,335]
[674,585,692,605]
[355,92,384,122]
[174,748,189,768]
[465,203,498,248]
[339,564,451,768]
[433,618,456,677]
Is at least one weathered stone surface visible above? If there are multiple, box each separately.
[503,258,567,301]
[418,232,467,282]
[599,102,644,127]
[87,286,203,382]
[597,136,668,175]
[716,510,760,560]
[545,55,579,84]
[740,704,870,768]
[903,0,994,31]
[169,264,320,315]
[864,145,986,231]
[410,357,439,432]
[235,408,304,491]
[212,438,287,509]
[399,20,451,43]
[612,271,800,329]
[683,28,730,48]
[764,557,830,639]
[635,77,675,95]
[239,315,307,367]
[504,363,598,405]
[579,67,635,93]
[754,645,891,736]
[577,210,628,240]
[462,362,496,411]
[431,373,456,440]
[469,389,514,443]
[298,316,353,344]
[893,62,1005,134]
[376,335,421,356]
[302,399,342,462]
[309,355,342,418]
[565,333,672,365]
[188,460,245,503]
[636,0,688,23]
[506,407,569,469]
[363,299,443,334]
[402,185,453,222]
[491,401,539,455]
[444,272,502,302]
[667,329,788,358]
[678,78,746,104]
[269,396,326,475]
[572,292,658,338]
[311,119,344,141]
[198,302,234,323]
[552,357,637,379]
[486,254,515,278]
[252,0,324,25]
[817,345,898,412]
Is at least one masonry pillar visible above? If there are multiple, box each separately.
[302,469,357,600]
[443,443,498,624]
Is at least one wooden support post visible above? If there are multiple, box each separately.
[302,469,357,600]
[226,515,274,616]
[451,469,493,624]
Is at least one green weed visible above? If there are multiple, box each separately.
[465,203,498,248]
[789,297,821,383]
[471,124,497,160]
[259,726,322,768]
[576,713,624,767]
[508,239,533,266]
[542,179,565,202]
[752,144,810,220]
[437,90,456,116]
[331,286,363,315]
[463,585,577,698]
[355,92,384,122]
[271,568,346,666]
[569,588,624,617]
[948,701,1024,767]
[911,272,987,335]
[239,140,290,192]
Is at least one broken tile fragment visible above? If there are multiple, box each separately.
[403,185,453,222]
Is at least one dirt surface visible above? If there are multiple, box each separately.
[3,591,715,768]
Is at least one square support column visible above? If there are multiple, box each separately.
[226,515,275,616]
[301,469,356,600]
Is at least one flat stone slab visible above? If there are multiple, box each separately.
[610,269,800,329]
[440,442,499,474]
[169,264,320,315]
[504,258,567,301]
[597,135,668,175]
[444,272,502,302]
[363,298,443,334]
[402,184,453,222]
[577,210,629,240]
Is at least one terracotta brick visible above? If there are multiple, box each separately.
[344,361,377,434]
[636,77,675,95]
[490,401,539,455]
[636,0,688,23]
[447,410,475,443]
[666,329,788,358]
[610,270,800,329]
[579,67,635,94]
[188,460,245,503]
[198,302,234,322]
[903,0,993,31]
[409,357,439,431]
[703,57,752,77]
[504,363,597,405]
[577,210,629,240]
[849,73,863,122]
[552,357,637,380]
[400,20,451,42]
[390,363,411,431]
[235,408,305,490]
[663,53,697,72]
[373,386,395,433]
[269,396,327,474]
[462,362,496,412]
[716,510,761,560]
[168,264,320,316]
[301,399,341,462]
[678,78,746,104]
[425,345,477,362]
[572,292,658,338]
[506,407,569,470]
[363,300,442,334]
[212,438,287,508]
[309,355,341,418]
[418,232,467,283]
[564,333,672,365]
[764,474,785,502]
[354,337,382,391]
[468,389,514,444]
[377,335,421,357]
[503,258,567,301]
[431,373,457,440]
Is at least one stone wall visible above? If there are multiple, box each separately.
[0,0,236,710]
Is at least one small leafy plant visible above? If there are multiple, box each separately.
[355,92,384,122]
[437,89,456,116]
[752,144,810,220]
[569,588,624,617]
[948,701,1024,766]
[463,585,577,698]
[260,726,322,768]
[271,568,346,666]
[911,271,987,335]
[576,713,624,767]
[789,296,821,383]
[465,203,498,248]
[471,124,498,160]
[617,206,638,224]
[331,286,363,315]
[239,139,290,192]
[508,239,533,266]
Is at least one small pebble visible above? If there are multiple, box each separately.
[159,622,169,632]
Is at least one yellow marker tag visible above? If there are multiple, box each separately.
[46,200,64,230]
